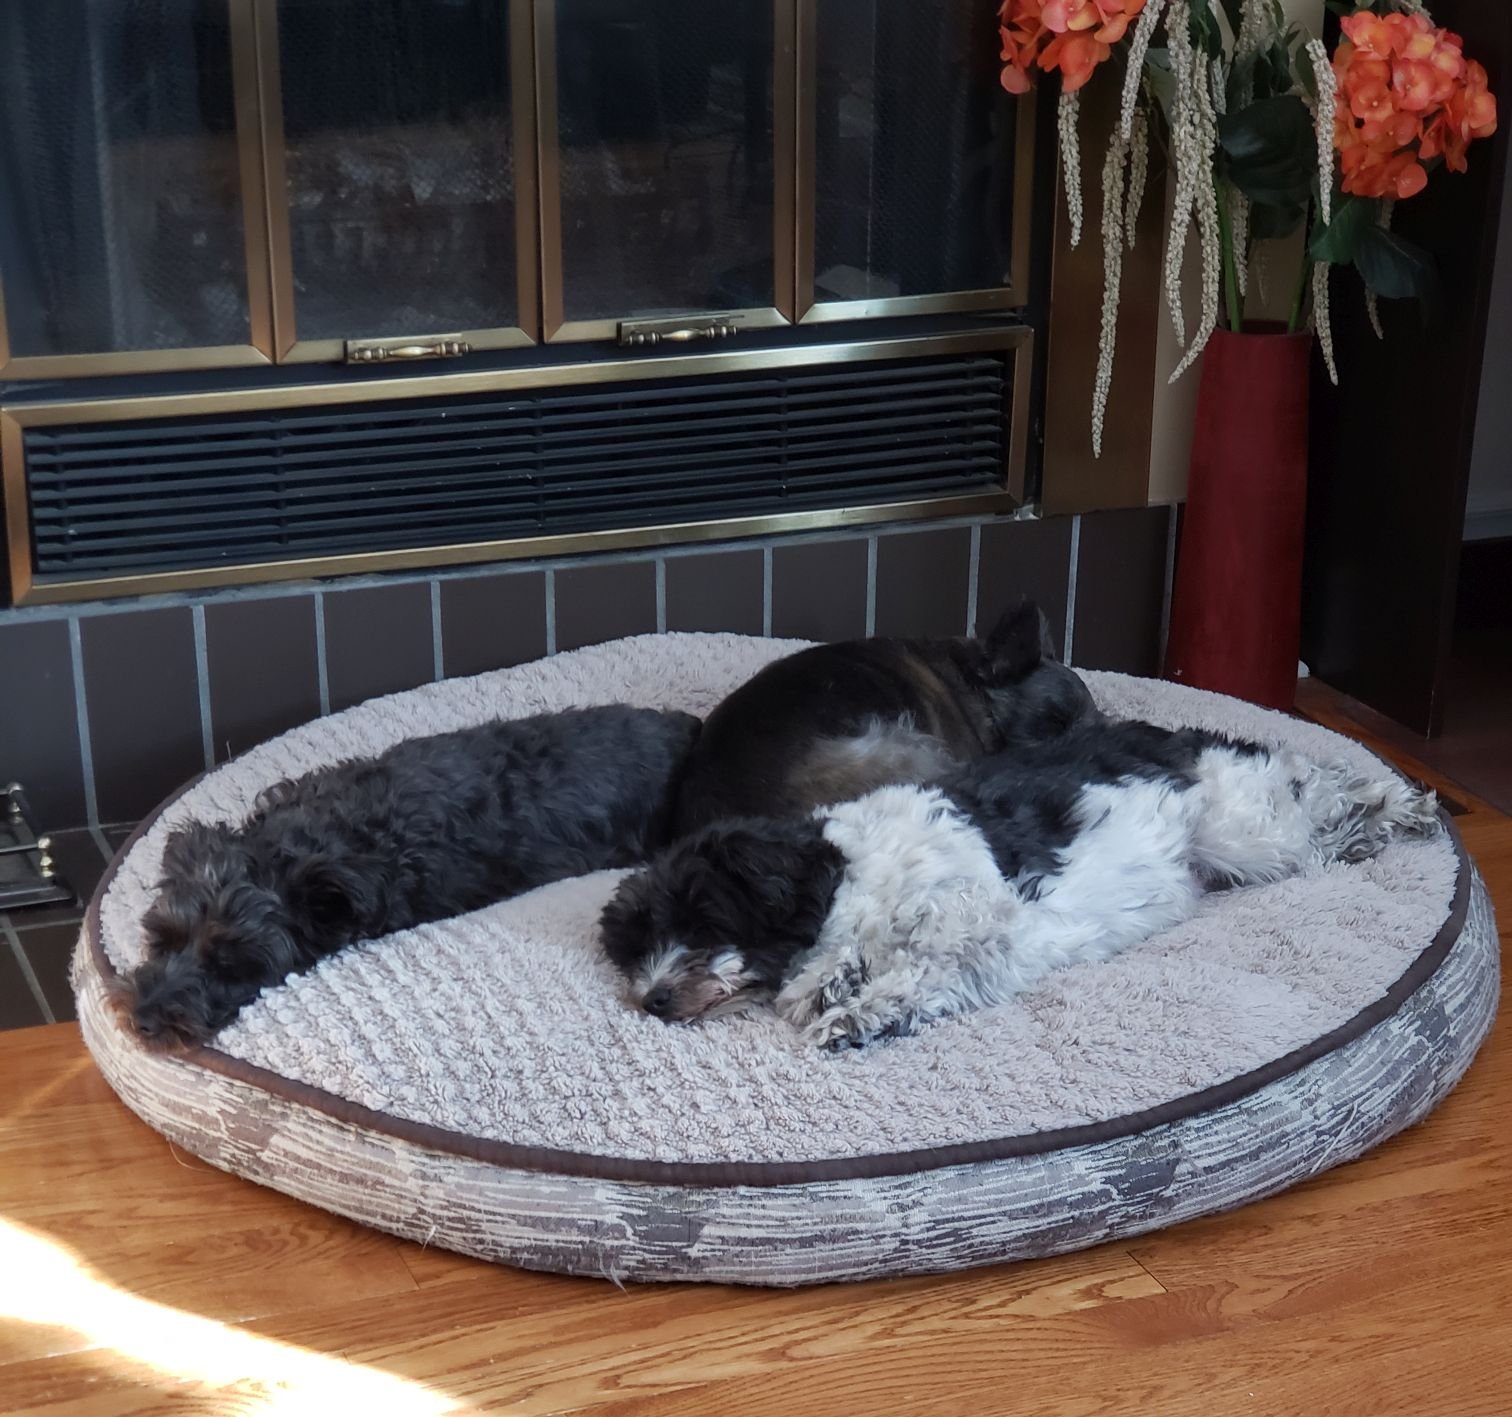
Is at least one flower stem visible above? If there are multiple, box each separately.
[1215,180,1243,334]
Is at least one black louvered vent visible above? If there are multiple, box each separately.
[25,351,1011,583]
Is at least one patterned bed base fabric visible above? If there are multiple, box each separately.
[73,870,1496,1287]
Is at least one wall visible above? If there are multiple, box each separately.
[0,509,1175,837]
[1465,152,1512,541]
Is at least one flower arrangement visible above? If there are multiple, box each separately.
[1000,0,1498,453]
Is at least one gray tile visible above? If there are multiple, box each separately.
[440,572,548,679]
[0,934,47,1030]
[1073,506,1172,675]
[205,595,321,761]
[665,551,764,636]
[554,561,657,652]
[977,516,1075,657]
[771,537,869,641]
[874,527,972,640]
[17,922,78,1023]
[0,620,87,828]
[81,608,204,823]
[324,582,435,713]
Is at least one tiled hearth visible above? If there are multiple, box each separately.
[0,505,1175,1030]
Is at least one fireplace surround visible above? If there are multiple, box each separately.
[0,0,1048,606]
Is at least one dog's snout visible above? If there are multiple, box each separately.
[643,987,674,1018]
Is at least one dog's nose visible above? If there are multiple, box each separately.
[643,987,673,1017]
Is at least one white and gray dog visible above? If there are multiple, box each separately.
[600,717,1441,1050]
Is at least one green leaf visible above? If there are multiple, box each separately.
[1354,224,1439,303]
[1189,0,1225,59]
[1218,0,1243,35]
[1309,195,1375,264]
[1144,48,1177,128]
[1218,95,1316,207]
[1295,36,1318,102]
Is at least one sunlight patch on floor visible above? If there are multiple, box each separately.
[0,1218,465,1414]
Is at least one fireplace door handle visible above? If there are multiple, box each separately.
[344,337,472,364]
[617,318,742,348]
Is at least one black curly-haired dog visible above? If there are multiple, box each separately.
[126,705,700,1048]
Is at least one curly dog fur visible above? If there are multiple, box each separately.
[127,705,700,1048]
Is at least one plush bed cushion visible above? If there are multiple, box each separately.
[76,634,1497,1283]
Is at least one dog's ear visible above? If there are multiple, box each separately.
[600,872,655,967]
[696,819,840,930]
[160,821,243,885]
[283,855,371,937]
[984,599,1058,679]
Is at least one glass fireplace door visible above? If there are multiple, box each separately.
[0,0,271,377]
[536,0,795,343]
[797,0,1036,323]
[260,0,537,361]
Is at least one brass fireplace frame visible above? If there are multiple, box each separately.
[2,326,1031,605]
[0,0,1034,377]
[251,0,542,362]
[793,0,1037,325]
[536,0,799,343]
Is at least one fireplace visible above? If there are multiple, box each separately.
[0,0,1046,606]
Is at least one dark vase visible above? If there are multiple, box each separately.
[1164,325,1314,710]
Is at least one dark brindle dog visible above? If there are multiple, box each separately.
[673,600,1097,835]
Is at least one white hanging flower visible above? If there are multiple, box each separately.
[1119,0,1169,141]
[1306,37,1338,226]
[1313,260,1339,384]
[1366,200,1395,339]
[1125,102,1150,251]
[1058,91,1085,248]
[1235,0,1269,68]
[1162,0,1198,347]
[1231,187,1250,298]
[1093,129,1132,457]
[1168,0,1224,381]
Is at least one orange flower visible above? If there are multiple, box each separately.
[997,0,1143,94]
[1040,31,1109,92]
[1332,9,1497,200]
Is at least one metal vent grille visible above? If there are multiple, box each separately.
[24,352,1010,583]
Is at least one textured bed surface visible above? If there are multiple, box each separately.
[90,635,1462,1168]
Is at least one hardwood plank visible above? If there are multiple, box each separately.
[317,1254,1167,1416]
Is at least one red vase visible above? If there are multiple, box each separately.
[1164,326,1313,710]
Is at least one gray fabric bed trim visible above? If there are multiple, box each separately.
[84,782,1474,1188]
[74,865,1498,1285]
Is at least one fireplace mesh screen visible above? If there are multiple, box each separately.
[23,351,1010,583]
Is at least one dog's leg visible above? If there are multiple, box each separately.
[1289,757,1440,863]
[776,881,1026,1051]
[779,946,956,1052]
[1190,743,1439,886]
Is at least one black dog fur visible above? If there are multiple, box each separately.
[672,600,1098,834]
[127,705,700,1048]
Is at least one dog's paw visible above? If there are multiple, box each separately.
[816,959,869,1013]
[803,999,915,1053]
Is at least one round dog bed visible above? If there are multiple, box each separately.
[76,633,1498,1286]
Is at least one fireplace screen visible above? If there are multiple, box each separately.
[0,0,1034,374]
[0,0,256,370]
[1,1,1041,605]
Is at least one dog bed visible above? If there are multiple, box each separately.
[75,633,1498,1286]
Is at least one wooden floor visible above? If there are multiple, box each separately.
[2,688,1508,1416]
